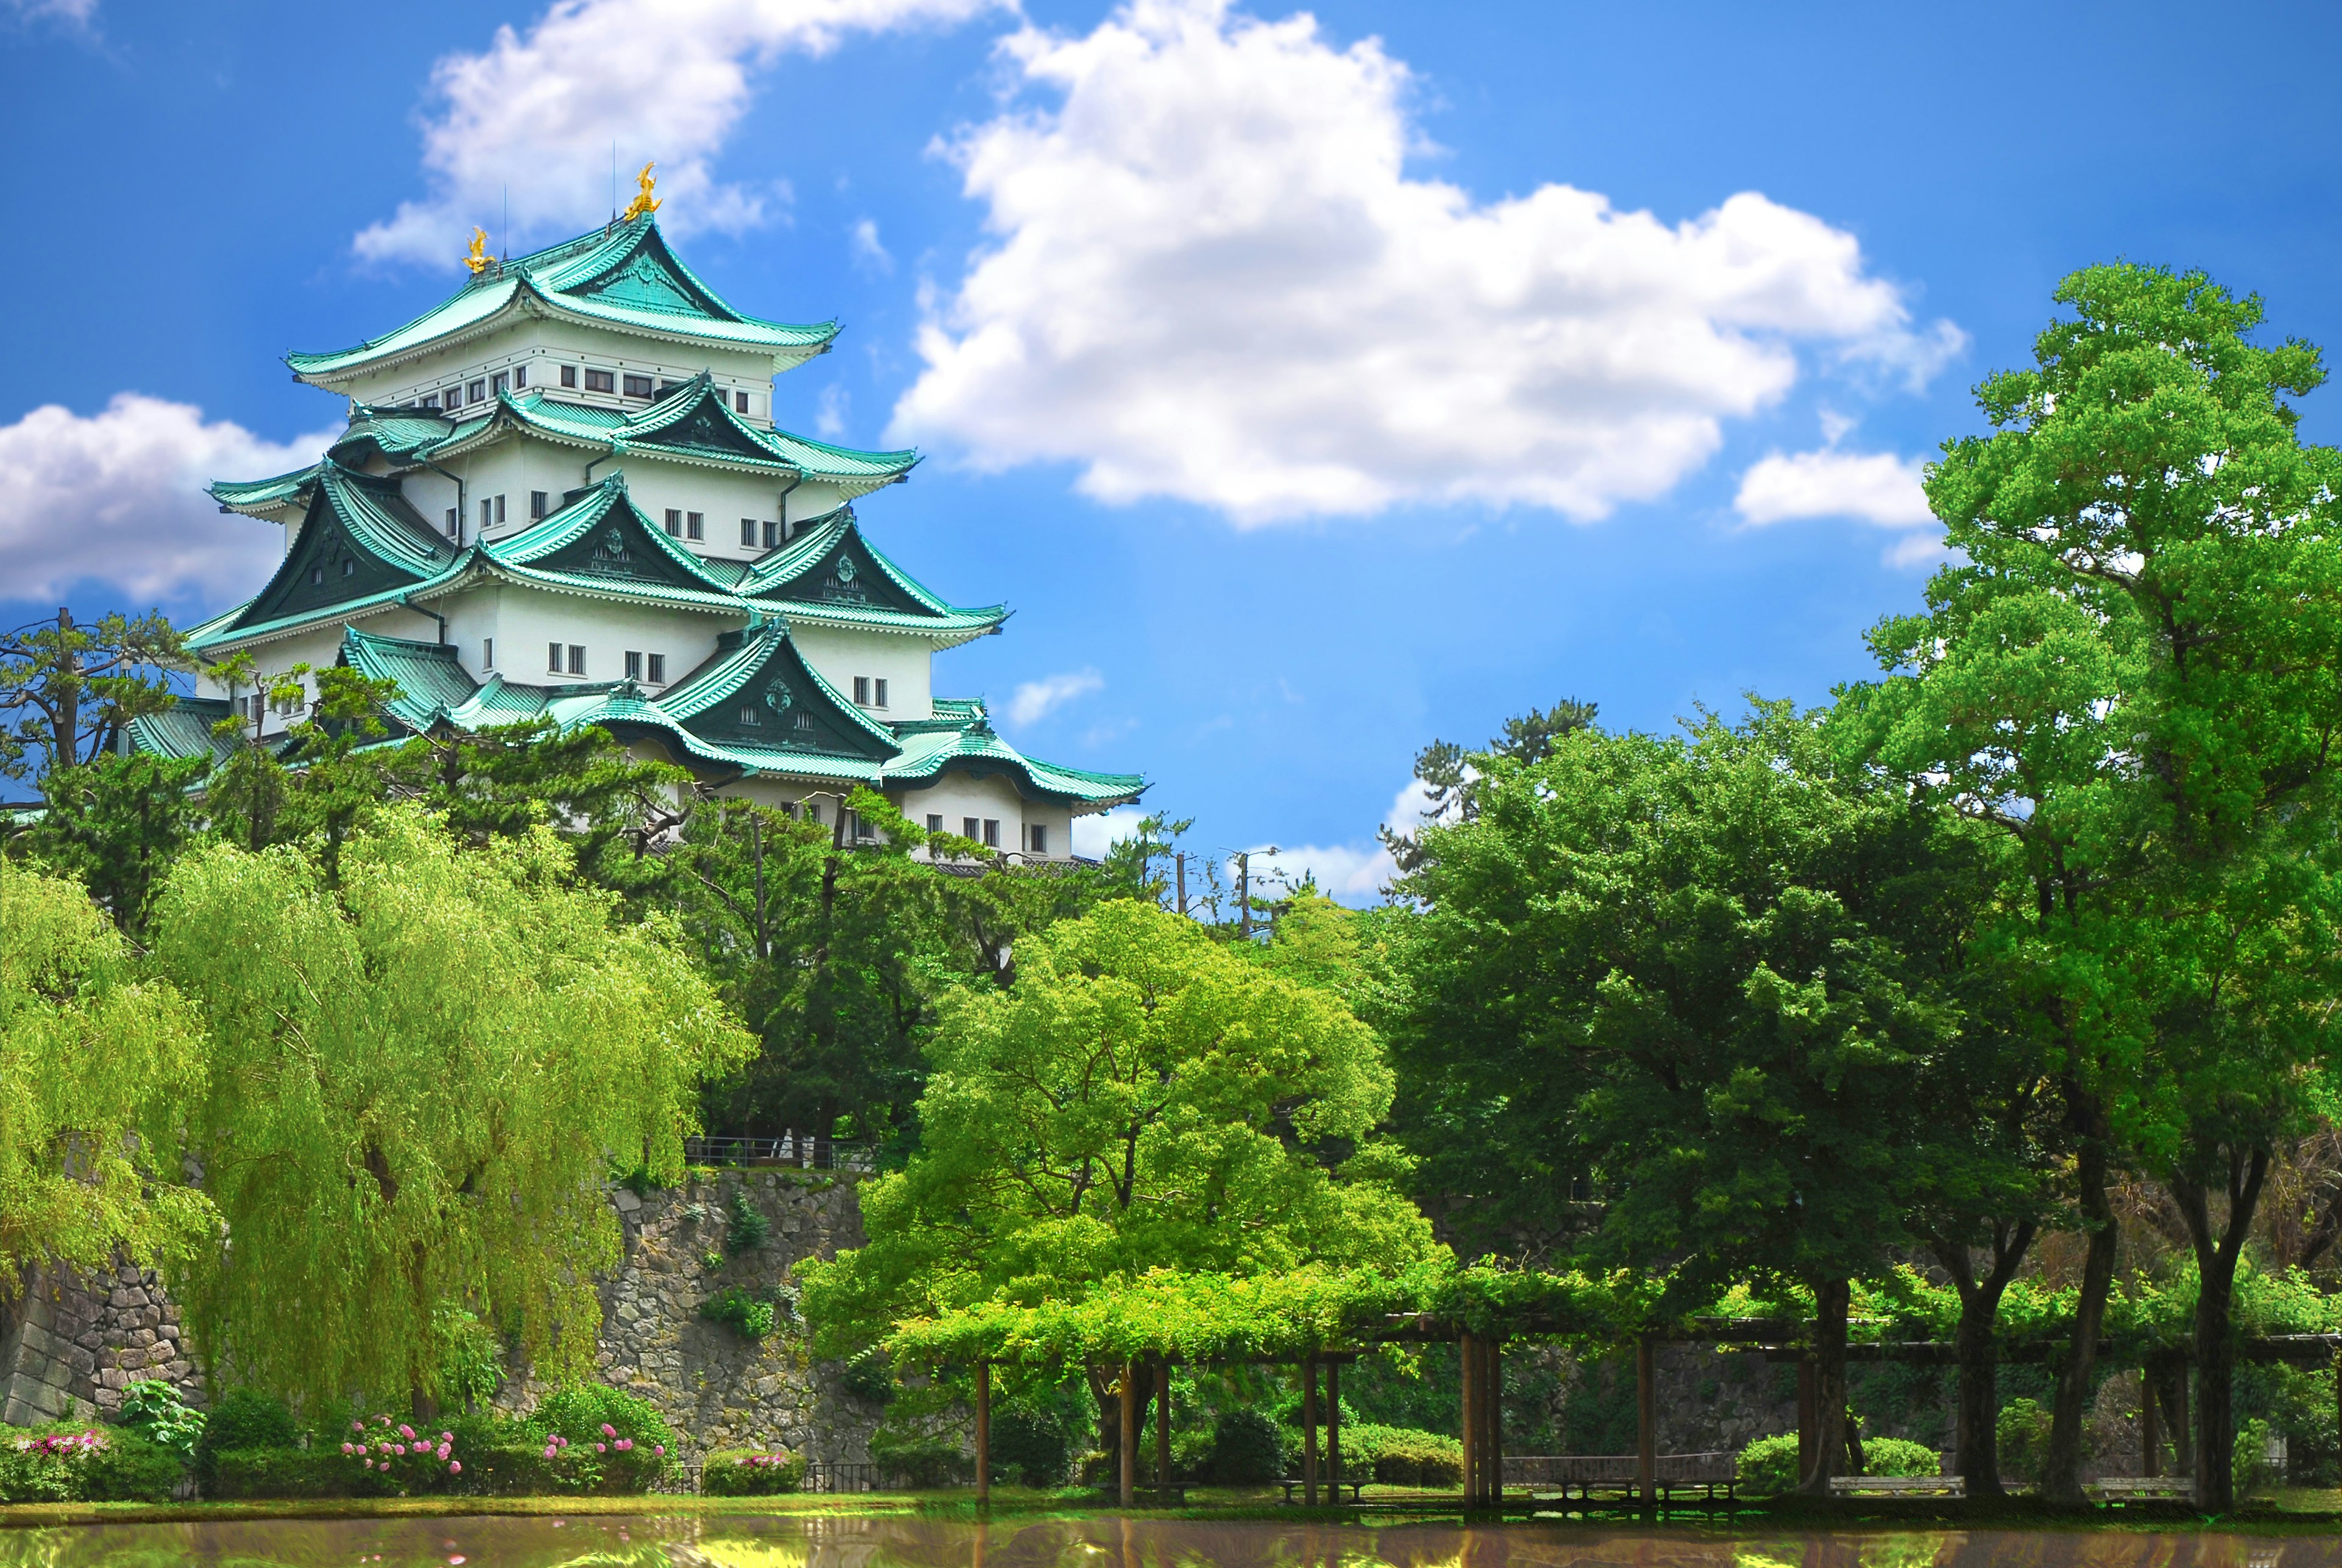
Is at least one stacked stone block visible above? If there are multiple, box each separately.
[0,1264,200,1427]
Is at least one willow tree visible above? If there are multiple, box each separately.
[1846,265,2342,1506]
[148,806,754,1411]
[0,857,212,1291]
[800,898,1436,1435]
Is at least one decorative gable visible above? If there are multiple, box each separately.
[572,234,722,318]
[763,529,928,617]
[676,631,895,761]
[240,489,423,629]
[531,503,713,593]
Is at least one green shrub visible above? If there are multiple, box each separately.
[1209,1408,1286,1484]
[2236,1417,2275,1498]
[1861,1437,1941,1478]
[194,1389,298,1493]
[873,1433,970,1489]
[701,1286,776,1341]
[725,1188,770,1255]
[210,1447,368,1500]
[0,1429,101,1503]
[1995,1397,2053,1485]
[1344,1424,1461,1487]
[531,1385,674,1457]
[1736,1433,1800,1495]
[118,1380,205,1463]
[466,1441,667,1495]
[701,1447,805,1495]
[994,1406,1076,1487]
[78,1428,184,1502]
[840,1350,893,1403]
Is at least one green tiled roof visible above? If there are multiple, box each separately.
[190,463,458,651]
[125,698,239,765]
[743,509,1008,637]
[285,217,837,381]
[340,628,480,733]
[881,714,1147,807]
[210,465,320,514]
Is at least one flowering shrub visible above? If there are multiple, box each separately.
[0,1424,182,1503]
[702,1446,806,1495]
[340,1412,463,1486]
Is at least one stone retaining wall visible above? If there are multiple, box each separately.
[0,1264,201,1426]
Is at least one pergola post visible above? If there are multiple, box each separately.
[2141,1363,2158,1478]
[1118,1359,1137,1506]
[1459,1333,1478,1505]
[1485,1339,1503,1508]
[1327,1358,1342,1494]
[1635,1335,1656,1506]
[975,1361,992,1503]
[1302,1354,1320,1505]
[1154,1359,1171,1499]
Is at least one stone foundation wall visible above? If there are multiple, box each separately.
[494,1168,879,1462]
[0,1263,202,1426]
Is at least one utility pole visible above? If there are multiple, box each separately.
[1175,851,1188,917]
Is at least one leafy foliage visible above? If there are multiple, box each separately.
[701,1448,806,1494]
[1206,1407,1286,1484]
[116,1380,204,1463]
[149,807,753,1411]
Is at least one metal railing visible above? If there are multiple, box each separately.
[684,1134,875,1172]
[1505,1453,1736,1486]
[802,1461,895,1493]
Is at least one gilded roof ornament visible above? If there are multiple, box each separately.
[621,162,662,223]
[463,227,493,276]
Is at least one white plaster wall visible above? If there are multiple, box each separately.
[471,584,740,690]
[193,614,439,743]
[785,625,933,721]
[898,773,1040,859]
[337,318,782,428]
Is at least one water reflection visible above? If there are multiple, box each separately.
[0,1514,2322,1568]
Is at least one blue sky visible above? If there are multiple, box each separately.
[5,0,2339,892]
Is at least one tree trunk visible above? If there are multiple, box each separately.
[1932,1220,2038,1498]
[2152,1358,2193,1479]
[2044,1090,2118,1505]
[2172,1145,2272,1512]
[1797,1279,1850,1495]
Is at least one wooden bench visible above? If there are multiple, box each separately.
[1829,1475,1966,1498]
[2090,1477,2195,1503]
[1279,1478,1367,1503]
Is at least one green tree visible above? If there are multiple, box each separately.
[146,806,754,1412]
[0,856,212,1290]
[1380,696,1597,872]
[20,753,210,934]
[798,898,1436,1437]
[0,608,187,786]
[1845,265,2342,1506]
[1391,701,1994,1492]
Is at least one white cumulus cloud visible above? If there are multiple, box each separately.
[890,0,1962,524]
[0,395,335,607]
[1735,447,1933,528]
[1007,667,1103,725]
[1245,776,1438,906]
[849,217,895,274]
[1071,804,1147,860]
[354,0,1008,267]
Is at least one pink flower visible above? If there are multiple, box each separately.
[399,1425,415,1441]
[543,1445,557,1460]
[600,1423,616,1439]
[448,1461,461,1475]
[363,1458,373,1469]
[615,1439,632,1452]
[437,1444,451,1461]
[595,1442,606,1453]
[342,1443,354,1455]
[353,1421,365,1433]
[654,1445,665,1457]
[440,1432,453,1444]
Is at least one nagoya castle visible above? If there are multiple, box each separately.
[135,171,1143,856]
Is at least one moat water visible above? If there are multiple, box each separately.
[0,1514,2325,1568]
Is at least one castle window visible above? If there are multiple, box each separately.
[853,676,869,705]
[739,703,760,726]
[491,372,509,396]
[736,392,750,414]
[341,558,355,577]
[625,651,643,681]
[445,507,459,539]
[482,638,494,671]
[530,491,548,520]
[568,645,586,676]
[1028,824,1047,854]
[548,642,562,674]
[983,819,1000,848]
[874,678,889,709]
[585,368,614,393]
[622,374,654,399]
[926,814,944,834]
[686,511,704,541]
[804,802,821,825]
[479,498,492,532]
[444,385,462,409]
[795,711,812,731]
[741,518,757,548]
[421,395,440,411]
[647,653,665,684]
[496,494,507,524]
[761,520,777,550]
[512,365,527,389]
[467,379,486,402]
[560,364,578,388]
[962,817,978,840]
[851,812,874,842]
[310,565,323,585]
[664,509,682,537]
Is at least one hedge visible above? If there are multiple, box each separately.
[0,1427,181,1503]
[701,1448,806,1495]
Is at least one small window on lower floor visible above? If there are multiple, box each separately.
[567,644,586,676]
[482,637,494,671]
[761,519,778,550]
[741,518,758,548]
[873,678,889,709]
[445,507,459,539]
[625,650,643,681]
[646,653,665,684]
[983,819,1000,848]
[962,817,979,840]
[491,371,509,396]
[738,703,760,726]
[851,811,874,842]
[736,391,750,414]
[623,373,654,399]
[686,510,704,541]
[468,379,487,402]
[585,368,615,393]
[513,364,527,389]
[548,641,563,673]
[853,676,870,705]
[664,509,682,537]
[531,490,548,519]
[560,364,579,389]
[926,814,944,834]
[1028,823,1047,854]
[804,802,822,825]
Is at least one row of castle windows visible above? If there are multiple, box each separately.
[409,363,754,415]
[912,815,1047,854]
